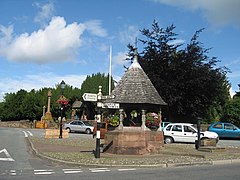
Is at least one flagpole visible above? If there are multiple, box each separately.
[109,45,112,95]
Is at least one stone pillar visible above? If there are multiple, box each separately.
[118,109,124,130]
[47,90,51,113]
[141,109,148,131]
[42,106,46,117]
[45,90,53,121]
[158,108,162,131]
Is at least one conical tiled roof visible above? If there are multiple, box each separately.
[106,51,167,105]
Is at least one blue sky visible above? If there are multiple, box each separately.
[0,0,240,101]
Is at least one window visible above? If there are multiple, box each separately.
[172,125,182,132]
[165,125,172,131]
[77,121,83,126]
[184,125,196,133]
[71,121,78,125]
[213,124,222,129]
[224,124,234,130]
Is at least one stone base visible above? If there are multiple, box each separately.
[200,139,217,147]
[44,129,69,138]
[104,128,164,155]
[35,120,48,129]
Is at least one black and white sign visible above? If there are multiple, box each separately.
[102,103,120,109]
[82,93,98,102]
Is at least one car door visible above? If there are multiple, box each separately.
[211,123,224,137]
[170,125,184,142]
[70,121,78,131]
[182,125,197,143]
[77,121,85,132]
[223,123,239,138]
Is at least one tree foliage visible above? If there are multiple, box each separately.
[80,73,115,119]
[0,85,81,121]
[0,73,114,121]
[221,85,240,126]
[128,20,230,122]
[80,73,114,95]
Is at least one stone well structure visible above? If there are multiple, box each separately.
[103,48,167,155]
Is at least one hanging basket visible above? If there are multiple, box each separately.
[56,95,69,105]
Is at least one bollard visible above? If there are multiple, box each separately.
[95,121,101,158]
[195,117,201,149]
[95,85,102,158]
[95,114,101,158]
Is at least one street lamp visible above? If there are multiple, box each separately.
[59,80,66,139]
[60,80,66,95]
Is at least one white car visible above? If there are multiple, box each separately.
[163,123,219,144]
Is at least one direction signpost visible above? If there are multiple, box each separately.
[102,102,119,109]
[82,93,98,102]
[82,88,119,158]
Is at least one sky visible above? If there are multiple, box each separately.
[0,0,240,101]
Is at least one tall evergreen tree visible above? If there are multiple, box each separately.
[128,21,230,122]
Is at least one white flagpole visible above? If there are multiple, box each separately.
[109,45,112,95]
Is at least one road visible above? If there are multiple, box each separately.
[0,127,240,180]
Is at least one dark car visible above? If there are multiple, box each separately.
[208,122,240,139]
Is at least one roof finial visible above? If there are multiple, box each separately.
[134,37,138,56]
[129,37,142,69]
[134,37,138,58]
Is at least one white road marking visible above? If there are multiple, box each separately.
[0,149,15,161]
[22,131,28,137]
[27,131,33,136]
[34,169,55,175]
[10,170,16,176]
[89,168,110,173]
[118,168,136,171]
[63,169,83,174]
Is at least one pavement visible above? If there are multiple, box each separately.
[27,134,240,168]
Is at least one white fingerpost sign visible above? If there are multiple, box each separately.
[82,93,98,102]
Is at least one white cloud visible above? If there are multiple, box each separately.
[84,20,108,37]
[118,25,140,45]
[0,73,86,102]
[111,51,130,74]
[113,51,130,66]
[230,87,236,98]
[0,16,85,63]
[0,16,108,64]
[153,0,240,27]
[0,25,13,51]
[168,39,185,46]
[33,2,55,27]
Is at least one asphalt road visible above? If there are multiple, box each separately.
[1,127,240,180]
[1,163,240,180]
[0,127,51,171]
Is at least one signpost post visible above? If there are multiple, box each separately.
[82,87,118,158]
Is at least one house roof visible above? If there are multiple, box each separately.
[105,50,167,106]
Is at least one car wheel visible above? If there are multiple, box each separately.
[164,136,173,144]
[66,128,71,133]
[85,128,91,134]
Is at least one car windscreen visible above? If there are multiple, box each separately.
[83,121,93,126]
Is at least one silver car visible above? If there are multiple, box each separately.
[64,120,94,134]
